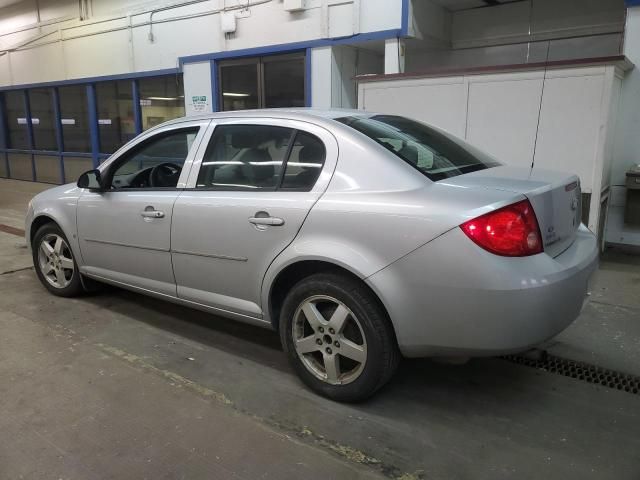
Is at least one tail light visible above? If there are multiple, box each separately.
[460,199,543,257]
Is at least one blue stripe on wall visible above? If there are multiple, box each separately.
[132,79,143,135]
[210,59,219,112]
[86,84,100,168]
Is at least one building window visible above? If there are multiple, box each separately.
[138,75,185,130]
[4,91,29,149]
[263,55,305,108]
[29,88,57,151]
[58,85,91,152]
[96,80,135,154]
[219,61,260,111]
[218,53,306,111]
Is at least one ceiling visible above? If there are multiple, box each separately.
[430,0,524,12]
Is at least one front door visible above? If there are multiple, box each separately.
[171,118,337,317]
[77,122,208,296]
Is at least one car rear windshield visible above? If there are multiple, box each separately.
[335,115,501,181]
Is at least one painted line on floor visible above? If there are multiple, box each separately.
[0,224,25,237]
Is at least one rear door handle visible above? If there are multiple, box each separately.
[249,215,285,226]
[140,209,165,219]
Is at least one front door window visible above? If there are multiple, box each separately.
[108,128,199,189]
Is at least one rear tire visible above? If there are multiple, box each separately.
[280,272,400,402]
[32,224,84,297]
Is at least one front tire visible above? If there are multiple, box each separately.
[32,224,84,297]
[280,272,400,402]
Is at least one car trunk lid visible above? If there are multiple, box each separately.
[440,166,582,258]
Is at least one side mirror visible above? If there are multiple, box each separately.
[77,169,104,191]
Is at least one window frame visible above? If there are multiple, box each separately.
[97,119,210,191]
[217,52,307,111]
[186,118,329,193]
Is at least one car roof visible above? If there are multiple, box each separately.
[157,108,375,129]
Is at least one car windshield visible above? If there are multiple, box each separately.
[336,115,501,181]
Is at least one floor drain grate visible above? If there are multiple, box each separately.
[503,352,640,395]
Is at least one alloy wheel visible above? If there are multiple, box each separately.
[38,233,75,289]
[292,295,367,385]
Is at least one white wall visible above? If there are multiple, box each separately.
[311,44,384,109]
[605,6,640,246]
[183,61,213,116]
[0,0,402,87]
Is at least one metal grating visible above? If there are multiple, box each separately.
[504,352,640,395]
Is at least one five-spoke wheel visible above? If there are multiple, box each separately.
[37,233,75,289]
[281,272,400,402]
[32,223,84,297]
[293,295,367,385]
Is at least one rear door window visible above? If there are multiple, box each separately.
[196,125,326,191]
[197,125,293,189]
[280,131,326,190]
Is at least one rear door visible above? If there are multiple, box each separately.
[171,117,338,317]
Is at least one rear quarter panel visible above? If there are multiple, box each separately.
[261,125,525,323]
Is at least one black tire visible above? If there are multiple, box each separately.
[280,272,400,402]
[32,223,84,297]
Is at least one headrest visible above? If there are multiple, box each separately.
[241,148,274,183]
[299,144,324,163]
[399,144,419,166]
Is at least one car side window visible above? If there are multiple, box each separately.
[196,125,294,189]
[109,128,199,189]
[280,131,326,190]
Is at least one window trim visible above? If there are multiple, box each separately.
[188,121,326,193]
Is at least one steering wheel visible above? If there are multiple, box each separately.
[149,162,182,188]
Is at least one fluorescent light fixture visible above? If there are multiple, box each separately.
[146,96,179,101]
[223,92,250,97]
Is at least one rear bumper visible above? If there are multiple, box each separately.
[366,225,598,358]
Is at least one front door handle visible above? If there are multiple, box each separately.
[140,209,165,219]
[249,214,285,227]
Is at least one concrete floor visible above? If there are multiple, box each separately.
[1,178,639,480]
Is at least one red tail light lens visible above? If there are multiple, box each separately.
[460,199,543,257]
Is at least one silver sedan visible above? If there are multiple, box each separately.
[26,109,598,401]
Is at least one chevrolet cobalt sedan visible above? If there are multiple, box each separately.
[26,110,598,402]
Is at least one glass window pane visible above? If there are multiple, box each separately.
[63,156,93,183]
[4,91,29,149]
[110,128,198,189]
[281,131,325,190]
[264,57,305,108]
[336,115,501,181]
[220,63,259,111]
[7,152,32,180]
[34,154,61,184]
[138,75,185,130]
[197,125,292,189]
[29,88,57,151]
[96,80,136,154]
[59,85,91,152]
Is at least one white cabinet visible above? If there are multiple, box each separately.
[358,59,631,237]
